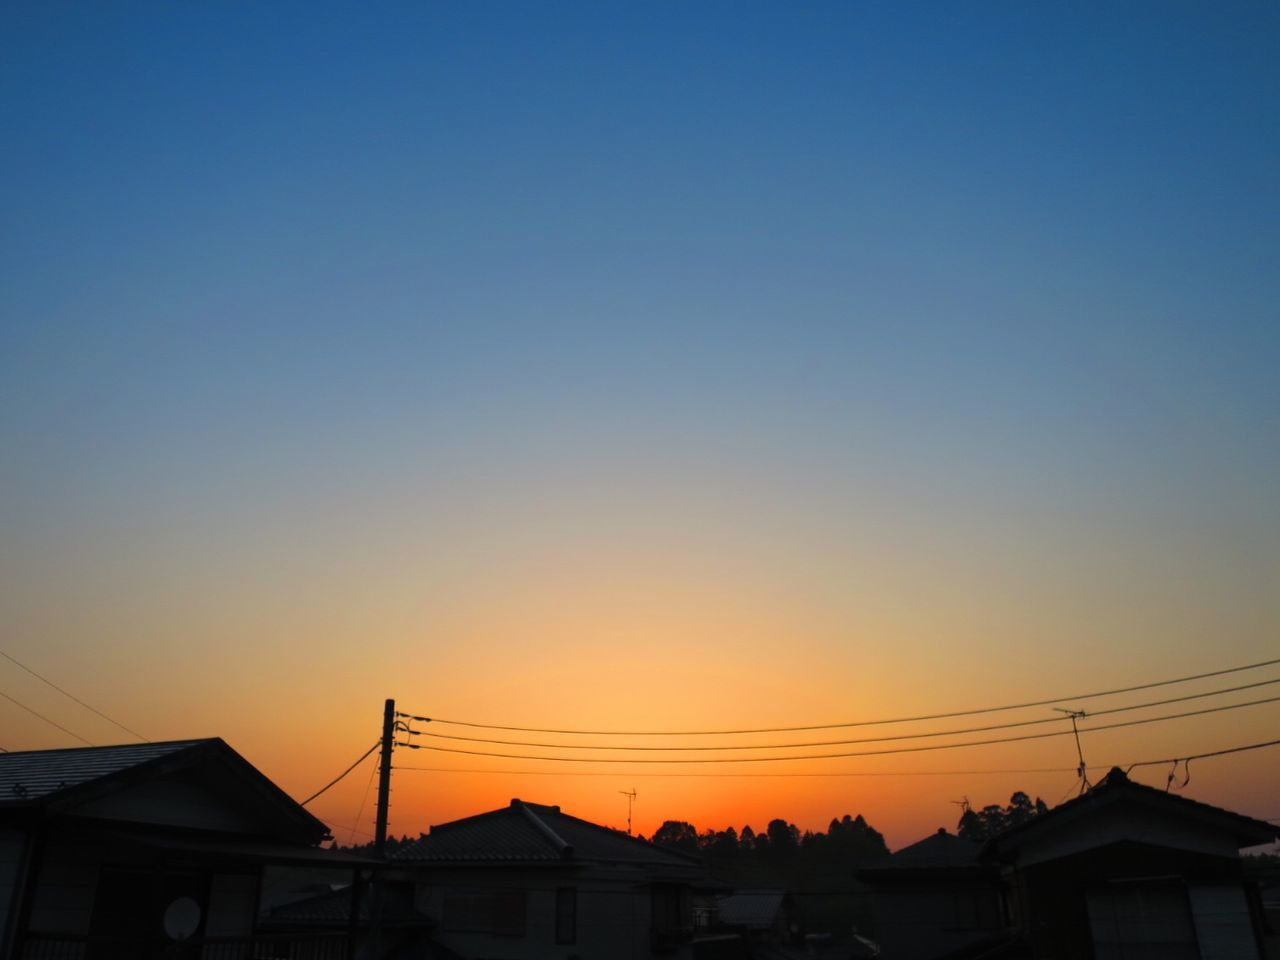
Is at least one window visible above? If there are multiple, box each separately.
[1087,882,1199,960]
[555,887,576,945]
[651,884,688,934]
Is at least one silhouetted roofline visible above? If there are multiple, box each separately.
[0,738,330,844]
[984,766,1277,858]
[396,798,701,867]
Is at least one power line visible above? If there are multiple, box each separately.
[389,742,1280,778]
[399,655,1280,736]
[0,649,147,742]
[348,757,380,846]
[398,737,1280,778]
[321,820,375,840]
[397,766,1083,778]
[403,677,1280,752]
[1125,737,1280,771]
[300,742,380,806]
[397,694,1280,764]
[0,687,94,746]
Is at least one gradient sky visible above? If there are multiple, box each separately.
[2,2,1278,849]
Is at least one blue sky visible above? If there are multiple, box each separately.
[1,2,1278,836]
[5,2,1277,502]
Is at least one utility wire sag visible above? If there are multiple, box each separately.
[400,655,1280,736]
[0,649,148,742]
[396,739,1280,778]
[401,695,1280,763]
[404,677,1280,751]
[301,742,380,806]
[0,687,95,746]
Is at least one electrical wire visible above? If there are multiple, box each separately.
[396,765,1083,777]
[397,694,1280,763]
[395,738,1280,779]
[398,655,1280,735]
[300,742,380,806]
[318,819,375,840]
[403,676,1280,752]
[1125,737,1280,771]
[0,649,147,741]
[348,758,380,846]
[0,687,94,746]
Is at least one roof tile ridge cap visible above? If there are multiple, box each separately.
[512,799,574,859]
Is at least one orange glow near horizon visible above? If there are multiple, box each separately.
[3,546,1278,852]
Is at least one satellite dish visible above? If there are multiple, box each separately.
[163,896,202,941]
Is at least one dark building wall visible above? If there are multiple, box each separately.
[1011,843,1254,960]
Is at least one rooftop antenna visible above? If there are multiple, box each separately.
[1054,708,1090,794]
[619,788,637,835]
[951,796,971,815]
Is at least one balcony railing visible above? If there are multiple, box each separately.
[20,932,352,960]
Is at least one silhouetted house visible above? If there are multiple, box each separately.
[858,828,1005,960]
[715,889,795,940]
[395,798,703,959]
[861,771,1279,960]
[0,739,377,960]
[984,767,1278,960]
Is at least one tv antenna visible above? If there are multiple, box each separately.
[1054,708,1090,794]
[619,788,637,835]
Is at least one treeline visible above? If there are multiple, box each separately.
[648,813,890,869]
[648,789,1052,864]
[955,791,1049,842]
[331,834,416,855]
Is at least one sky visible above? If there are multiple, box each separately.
[1,2,1278,850]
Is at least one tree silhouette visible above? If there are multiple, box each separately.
[957,791,1050,841]
[766,818,801,858]
[651,820,699,854]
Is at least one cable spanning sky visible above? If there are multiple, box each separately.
[1,2,1277,847]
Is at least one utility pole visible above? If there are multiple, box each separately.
[374,698,395,858]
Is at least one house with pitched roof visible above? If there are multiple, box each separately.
[861,767,1278,960]
[394,798,704,959]
[858,827,1005,960]
[984,767,1277,960]
[0,738,381,960]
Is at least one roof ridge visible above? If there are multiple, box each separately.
[0,738,216,759]
[512,799,573,859]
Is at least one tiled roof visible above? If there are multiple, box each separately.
[888,828,982,868]
[0,740,211,804]
[717,889,785,928]
[395,799,701,868]
[0,738,330,845]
